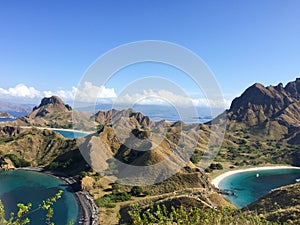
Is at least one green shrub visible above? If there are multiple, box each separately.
[96,191,132,208]
[5,154,30,167]
[0,190,74,225]
[127,203,280,225]
[130,186,144,196]
[190,151,202,164]
[209,163,223,170]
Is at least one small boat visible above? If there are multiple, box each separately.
[296,178,300,182]
[256,173,260,178]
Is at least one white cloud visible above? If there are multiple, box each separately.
[0,84,41,98]
[74,82,117,102]
[0,83,230,108]
[43,87,77,100]
[114,89,229,108]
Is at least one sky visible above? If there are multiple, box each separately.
[0,0,300,108]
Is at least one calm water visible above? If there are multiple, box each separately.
[219,168,300,208]
[0,170,79,224]
[0,111,27,122]
[53,129,90,138]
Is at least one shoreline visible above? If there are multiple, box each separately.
[12,167,99,225]
[211,165,300,189]
[19,126,94,135]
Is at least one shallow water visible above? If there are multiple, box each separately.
[219,168,300,208]
[0,170,79,224]
[53,129,90,138]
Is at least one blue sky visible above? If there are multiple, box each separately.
[0,0,299,107]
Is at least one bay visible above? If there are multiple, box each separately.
[0,170,79,224]
[53,129,90,138]
[219,168,300,208]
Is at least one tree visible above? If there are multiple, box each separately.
[0,190,74,225]
[130,186,143,196]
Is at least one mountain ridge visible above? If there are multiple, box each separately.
[228,78,300,128]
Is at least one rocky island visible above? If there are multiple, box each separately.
[0,112,14,119]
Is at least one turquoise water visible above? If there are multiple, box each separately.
[53,129,89,138]
[0,170,79,224]
[219,168,300,208]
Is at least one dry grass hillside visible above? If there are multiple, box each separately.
[245,182,300,224]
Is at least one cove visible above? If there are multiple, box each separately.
[219,168,300,208]
[0,170,79,225]
[53,129,90,138]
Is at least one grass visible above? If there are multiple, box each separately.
[95,191,132,208]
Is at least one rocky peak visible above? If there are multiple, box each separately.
[38,96,69,108]
[95,108,154,128]
[32,96,72,112]
[228,78,300,127]
[284,78,300,99]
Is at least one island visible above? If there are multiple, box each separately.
[0,112,14,119]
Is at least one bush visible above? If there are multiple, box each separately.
[190,151,202,164]
[0,190,74,225]
[95,197,116,208]
[95,192,132,208]
[127,203,279,225]
[130,186,143,196]
[209,163,223,170]
[5,154,30,167]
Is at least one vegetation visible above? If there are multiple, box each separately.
[4,154,30,167]
[130,186,144,196]
[127,203,281,225]
[190,151,202,164]
[213,133,298,168]
[95,191,132,208]
[246,182,300,224]
[0,190,74,225]
[204,163,224,173]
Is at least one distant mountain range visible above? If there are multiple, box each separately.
[0,100,33,112]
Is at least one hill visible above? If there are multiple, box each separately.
[245,182,300,224]
[214,78,300,167]
[2,79,300,224]
[13,96,94,129]
[228,78,300,139]
[0,125,78,167]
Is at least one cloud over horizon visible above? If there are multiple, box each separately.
[0,83,230,108]
[0,84,41,99]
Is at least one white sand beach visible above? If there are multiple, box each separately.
[20,126,93,134]
[211,166,300,189]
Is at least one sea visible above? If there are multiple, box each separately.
[53,129,90,138]
[0,170,79,224]
[0,111,27,122]
[0,107,215,138]
[219,168,300,208]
